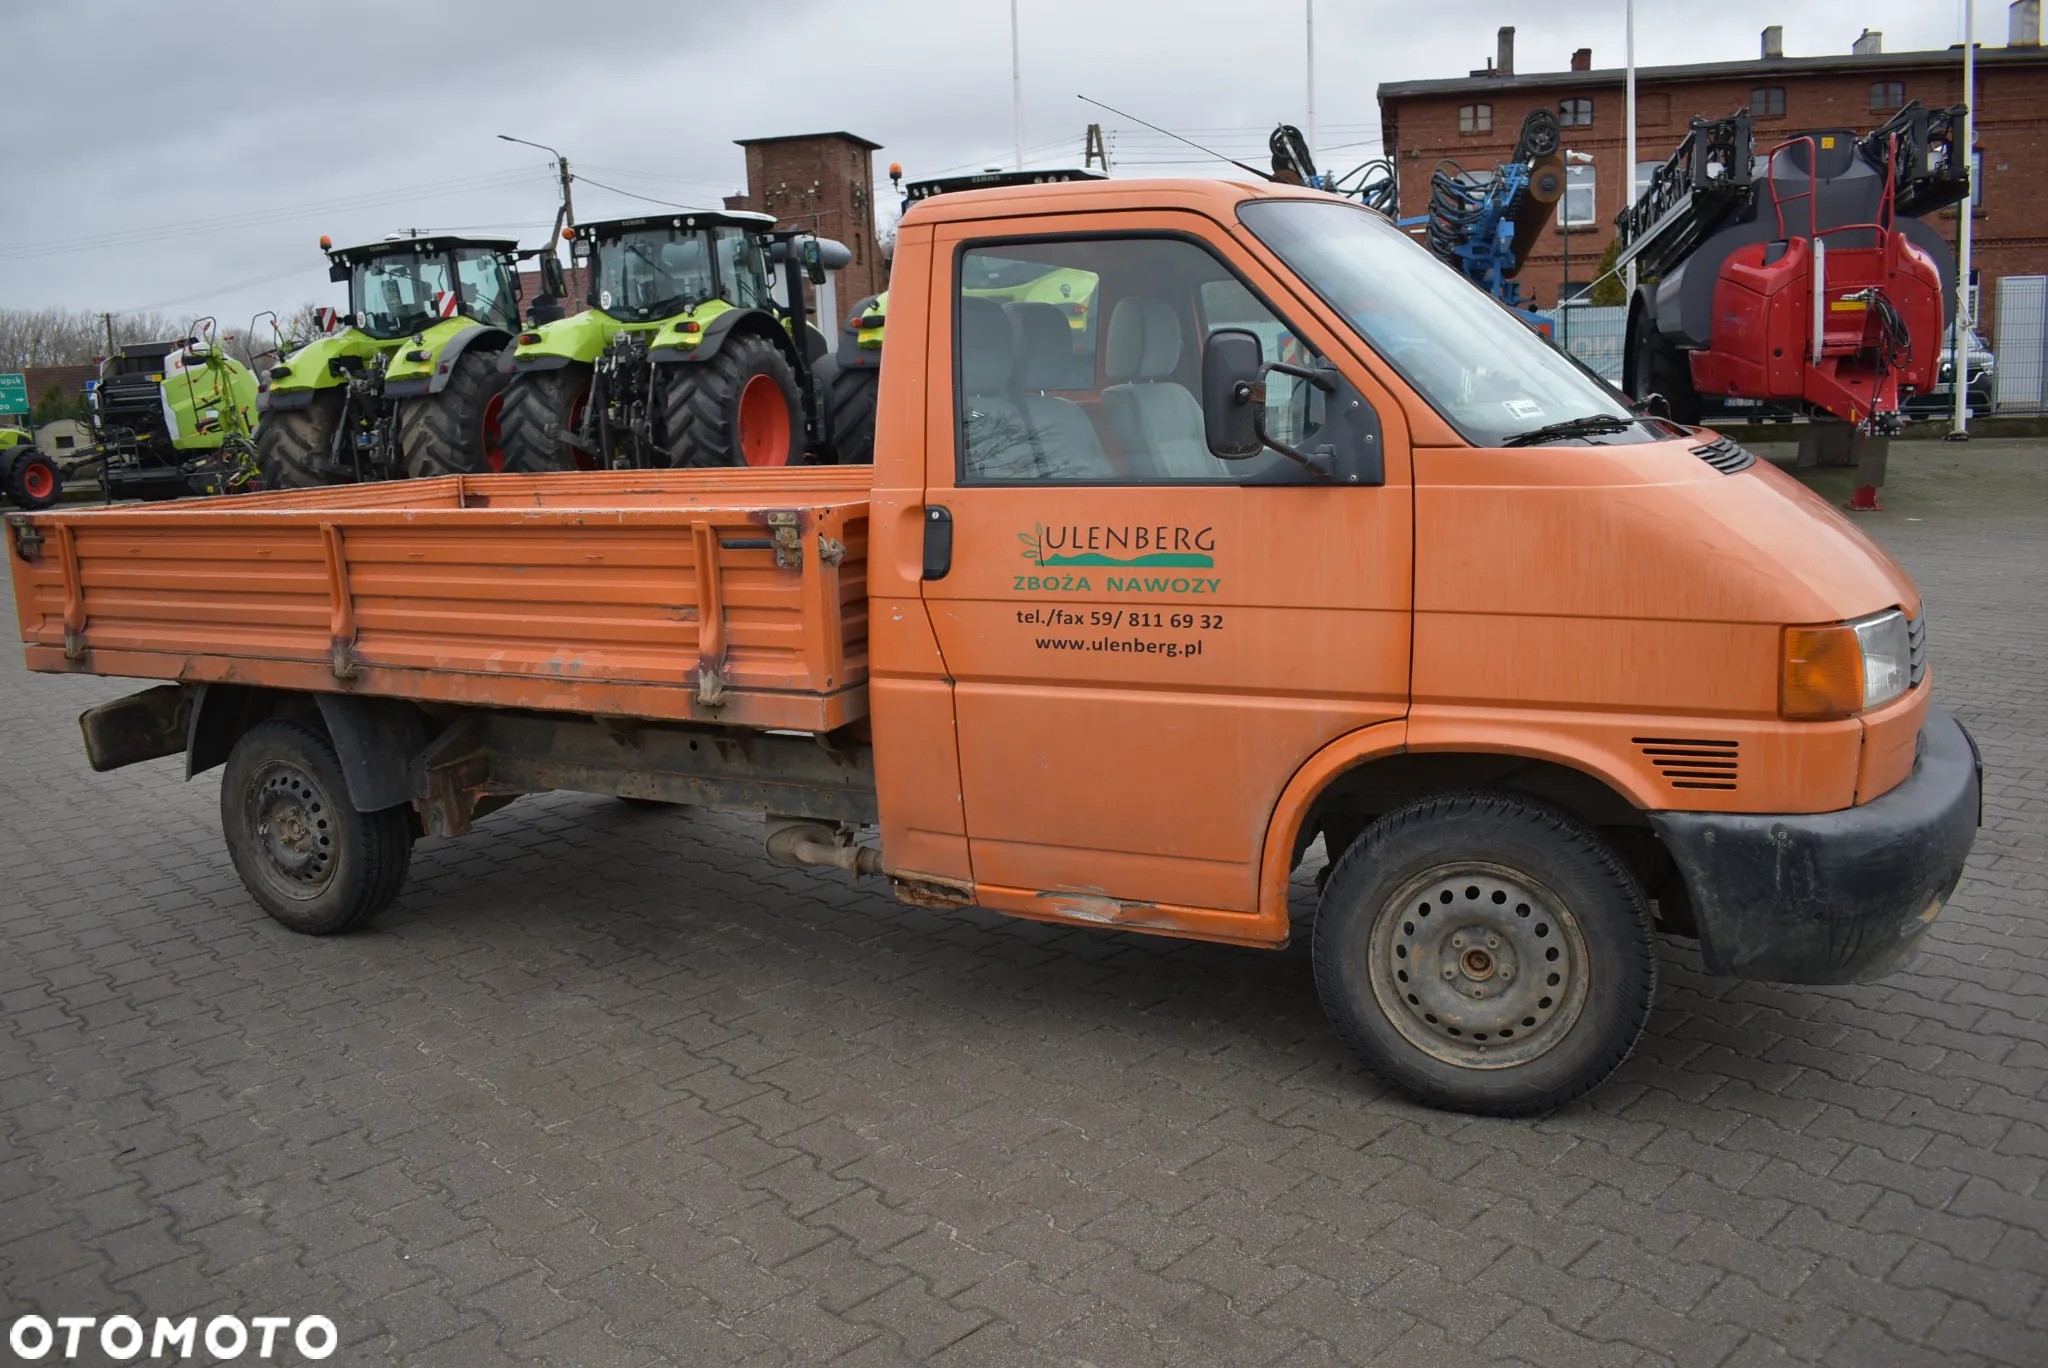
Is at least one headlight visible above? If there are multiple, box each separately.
[1781,608,1911,719]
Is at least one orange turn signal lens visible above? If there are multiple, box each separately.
[1781,624,1863,719]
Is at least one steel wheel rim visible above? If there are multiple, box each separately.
[22,461,54,500]
[247,761,337,900]
[1368,861,1590,1070]
[736,373,791,466]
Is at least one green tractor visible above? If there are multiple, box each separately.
[825,167,1105,465]
[2,426,62,511]
[88,325,262,501]
[258,233,525,486]
[498,211,852,471]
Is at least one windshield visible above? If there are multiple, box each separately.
[453,247,518,330]
[1239,198,1650,447]
[591,227,717,321]
[351,250,455,339]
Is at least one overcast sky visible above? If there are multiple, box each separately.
[1,0,1972,337]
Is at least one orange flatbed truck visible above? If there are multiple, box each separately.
[7,178,1980,1115]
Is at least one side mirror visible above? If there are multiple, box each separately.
[1202,328,1264,458]
[328,261,349,283]
[540,254,566,298]
[799,238,826,286]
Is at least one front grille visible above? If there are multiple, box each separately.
[1635,737,1740,791]
[1908,614,1926,685]
[1690,436,1758,474]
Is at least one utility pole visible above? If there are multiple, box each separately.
[1011,0,1024,171]
[497,134,575,239]
[1083,123,1109,173]
[1948,0,1975,442]
[1624,0,1637,299]
[101,312,115,357]
[1305,0,1317,167]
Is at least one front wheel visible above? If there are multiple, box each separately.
[256,392,345,488]
[398,346,511,478]
[498,364,595,474]
[6,449,64,510]
[1313,791,1654,1116]
[220,719,415,935]
[662,335,802,468]
[824,365,879,466]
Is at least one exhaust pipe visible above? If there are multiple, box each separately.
[764,816,884,877]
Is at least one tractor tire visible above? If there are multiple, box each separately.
[662,335,802,468]
[1312,790,1655,1117]
[6,448,64,510]
[1627,308,1701,427]
[257,391,345,489]
[498,364,595,474]
[220,719,415,935]
[824,365,879,467]
[398,346,511,478]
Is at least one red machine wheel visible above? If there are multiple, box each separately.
[7,451,63,510]
[736,373,793,467]
[482,391,507,473]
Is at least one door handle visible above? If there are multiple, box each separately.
[922,505,953,580]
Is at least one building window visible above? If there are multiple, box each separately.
[1558,163,1596,229]
[1751,86,1786,117]
[1458,104,1493,134]
[1971,148,1984,208]
[1870,80,1905,111]
[1559,98,1594,128]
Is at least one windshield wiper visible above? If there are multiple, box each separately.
[1501,414,1639,447]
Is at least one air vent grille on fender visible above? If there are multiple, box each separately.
[1907,614,1926,685]
[1635,737,1740,791]
[1691,436,1758,473]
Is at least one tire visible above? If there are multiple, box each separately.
[398,345,511,478]
[1628,307,1700,426]
[662,334,802,468]
[6,449,64,510]
[825,365,879,466]
[256,391,345,488]
[498,364,594,474]
[219,719,415,935]
[1312,790,1654,1117]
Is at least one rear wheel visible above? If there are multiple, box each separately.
[663,335,802,468]
[399,346,510,478]
[498,364,596,473]
[256,392,345,488]
[219,719,414,935]
[6,449,63,510]
[825,365,879,466]
[1627,306,1700,426]
[1313,791,1654,1116]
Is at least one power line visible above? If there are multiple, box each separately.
[571,175,721,213]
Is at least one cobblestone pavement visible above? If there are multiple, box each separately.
[2,442,2044,1368]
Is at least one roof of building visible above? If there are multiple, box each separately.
[1379,44,2047,100]
[734,131,883,151]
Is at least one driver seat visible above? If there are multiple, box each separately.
[1100,298,1226,480]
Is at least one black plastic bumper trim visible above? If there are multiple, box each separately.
[1649,706,1980,984]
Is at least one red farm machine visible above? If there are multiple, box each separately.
[1616,101,1971,509]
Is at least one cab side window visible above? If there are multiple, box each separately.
[955,235,1332,485]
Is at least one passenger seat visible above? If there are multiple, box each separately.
[958,297,1037,480]
[1100,298,1227,480]
[1007,302,1112,480]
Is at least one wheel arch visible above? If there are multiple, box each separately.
[1258,721,1661,931]
[424,325,515,394]
[188,685,431,812]
[660,308,801,371]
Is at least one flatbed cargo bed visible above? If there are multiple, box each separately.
[7,469,874,732]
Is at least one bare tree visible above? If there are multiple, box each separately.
[0,308,175,371]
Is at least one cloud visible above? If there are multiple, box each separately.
[1,0,1968,333]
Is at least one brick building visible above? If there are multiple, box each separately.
[730,132,887,305]
[1376,4,2048,336]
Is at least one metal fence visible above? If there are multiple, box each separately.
[1994,275,2047,414]
[1555,305,1627,385]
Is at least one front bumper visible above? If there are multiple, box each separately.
[1650,706,1980,984]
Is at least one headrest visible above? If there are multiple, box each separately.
[1103,297,1182,382]
[959,296,1015,392]
[1010,302,1076,390]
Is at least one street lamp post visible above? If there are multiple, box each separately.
[498,134,575,238]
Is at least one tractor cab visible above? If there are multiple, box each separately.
[568,211,778,321]
[326,234,521,339]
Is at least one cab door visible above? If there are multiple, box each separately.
[919,212,1412,924]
